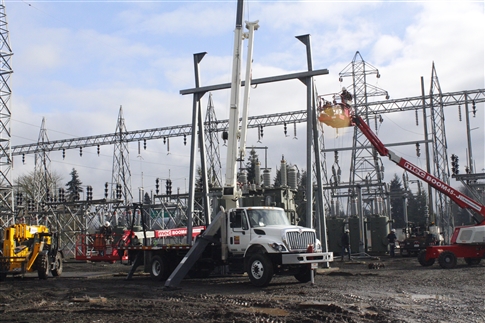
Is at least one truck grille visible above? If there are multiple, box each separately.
[286,230,316,251]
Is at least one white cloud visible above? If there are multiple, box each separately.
[5,1,484,201]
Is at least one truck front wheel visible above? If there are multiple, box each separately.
[418,249,435,267]
[247,253,273,287]
[294,266,312,283]
[438,251,457,269]
[36,252,50,280]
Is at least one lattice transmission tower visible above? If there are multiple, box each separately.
[204,93,223,188]
[111,106,133,205]
[33,117,54,207]
[0,0,13,227]
[339,51,390,215]
[428,63,452,240]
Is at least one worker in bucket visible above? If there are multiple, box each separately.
[341,87,353,104]
[340,229,351,261]
[387,229,398,257]
[100,221,112,238]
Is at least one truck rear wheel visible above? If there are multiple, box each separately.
[51,252,63,277]
[418,249,435,267]
[247,253,273,287]
[150,255,169,281]
[438,251,457,269]
[37,252,50,280]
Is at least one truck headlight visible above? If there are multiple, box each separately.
[315,239,322,252]
[270,242,287,252]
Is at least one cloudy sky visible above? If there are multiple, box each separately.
[6,0,484,201]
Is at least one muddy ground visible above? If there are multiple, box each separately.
[0,255,484,323]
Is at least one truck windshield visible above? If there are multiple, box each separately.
[247,209,290,227]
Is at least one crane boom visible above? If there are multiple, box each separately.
[223,0,258,209]
[351,115,485,222]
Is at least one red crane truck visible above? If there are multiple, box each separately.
[318,99,485,269]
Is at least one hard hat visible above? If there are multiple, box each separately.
[391,229,396,232]
[105,221,110,226]
[342,87,347,91]
[345,229,350,233]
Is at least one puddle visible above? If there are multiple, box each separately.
[409,294,451,301]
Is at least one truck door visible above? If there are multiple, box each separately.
[228,209,251,254]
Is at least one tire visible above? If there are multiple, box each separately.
[438,251,457,269]
[247,253,273,287]
[418,249,435,267]
[150,255,169,281]
[294,266,312,283]
[36,252,50,280]
[51,252,63,277]
[464,258,481,266]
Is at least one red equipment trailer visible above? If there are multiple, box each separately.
[75,226,206,263]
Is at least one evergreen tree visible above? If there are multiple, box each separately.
[389,174,405,228]
[144,192,152,205]
[273,167,281,187]
[195,166,204,192]
[245,149,259,184]
[407,190,428,226]
[65,168,83,202]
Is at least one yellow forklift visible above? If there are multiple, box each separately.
[0,223,63,280]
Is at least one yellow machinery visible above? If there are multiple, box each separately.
[0,223,63,280]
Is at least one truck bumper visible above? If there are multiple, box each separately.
[281,252,333,265]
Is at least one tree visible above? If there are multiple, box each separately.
[273,167,281,187]
[66,168,83,202]
[407,190,428,226]
[144,192,151,205]
[245,149,259,184]
[15,170,63,203]
[389,174,405,228]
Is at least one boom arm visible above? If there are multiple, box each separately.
[223,0,258,209]
[352,115,485,222]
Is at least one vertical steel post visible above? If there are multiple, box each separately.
[187,52,206,244]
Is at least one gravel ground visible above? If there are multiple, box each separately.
[0,256,483,323]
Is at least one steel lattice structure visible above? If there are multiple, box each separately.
[429,63,452,240]
[204,93,223,188]
[6,88,485,159]
[339,52,392,216]
[33,118,54,208]
[0,0,13,226]
[111,107,133,205]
